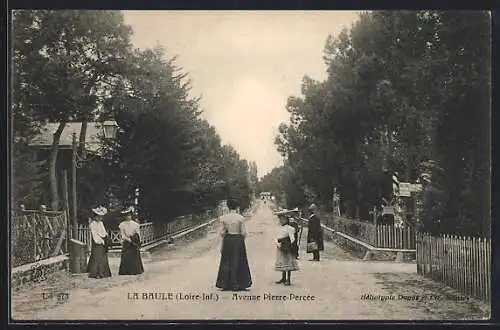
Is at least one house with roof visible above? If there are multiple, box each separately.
[26,121,118,218]
[29,121,115,152]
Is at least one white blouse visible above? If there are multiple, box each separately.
[219,212,247,237]
[90,220,108,245]
[119,220,140,242]
[276,224,296,247]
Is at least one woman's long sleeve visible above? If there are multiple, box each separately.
[90,222,105,245]
[119,225,130,242]
[219,219,227,237]
[240,220,247,237]
[135,223,141,238]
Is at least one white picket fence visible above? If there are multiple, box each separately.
[326,215,416,249]
[376,225,416,249]
[416,232,491,301]
[75,209,220,251]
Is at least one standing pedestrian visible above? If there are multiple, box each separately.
[274,210,299,285]
[87,206,112,279]
[118,206,144,275]
[216,198,252,291]
[306,203,324,261]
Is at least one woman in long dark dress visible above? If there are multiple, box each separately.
[216,198,252,291]
[118,206,144,275]
[87,206,112,278]
[306,203,324,261]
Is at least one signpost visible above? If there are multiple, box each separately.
[409,183,423,192]
[332,187,340,216]
[390,180,424,226]
[396,182,422,197]
[398,182,411,197]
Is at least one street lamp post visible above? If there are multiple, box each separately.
[71,121,119,238]
[134,187,139,222]
[72,132,78,238]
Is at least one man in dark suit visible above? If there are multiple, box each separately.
[306,203,324,261]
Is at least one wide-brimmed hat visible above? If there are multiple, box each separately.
[121,206,135,215]
[91,206,108,216]
[274,208,299,216]
[274,209,288,216]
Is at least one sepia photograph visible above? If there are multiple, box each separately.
[10,10,491,321]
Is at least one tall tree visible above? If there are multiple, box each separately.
[276,10,490,235]
[12,10,132,210]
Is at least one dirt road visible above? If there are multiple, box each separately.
[12,202,490,320]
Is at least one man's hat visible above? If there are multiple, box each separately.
[121,206,135,215]
[308,203,318,211]
[91,206,108,216]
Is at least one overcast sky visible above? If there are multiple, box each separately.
[122,11,360,178]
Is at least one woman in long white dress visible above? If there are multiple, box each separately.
[87,206,112,279]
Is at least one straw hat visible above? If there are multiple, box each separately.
[121,206,135,215]
[274,208,299,216]
[91,206,108,216]
[308,203,318,211]
[274,209,290,216]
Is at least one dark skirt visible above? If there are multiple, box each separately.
[119,238,144,275]
[216,234,252,290]
[87,243,112,279]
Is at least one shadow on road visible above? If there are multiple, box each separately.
[373,272,490,320]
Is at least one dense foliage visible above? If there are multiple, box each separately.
[12,10,255,223]
[275,11,490,237]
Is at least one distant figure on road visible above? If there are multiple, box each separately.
[87,206,112,279]
[306,203,324,261]
[118,206,144,276]
[216,198,252,291]
[274,210,299,285]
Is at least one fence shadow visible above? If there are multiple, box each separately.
[373,272,490,320]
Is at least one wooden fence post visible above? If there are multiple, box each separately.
[480,237,485,300]
[487,238,491,300]
[63,170,70,239]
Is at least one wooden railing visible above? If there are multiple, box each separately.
[75,208,221,250]
[75,223,92,252]
[11,208,68,267]
[376,225,416,249]
[312,213,417,250]
[416,232,491,301]
[324,215,377,246]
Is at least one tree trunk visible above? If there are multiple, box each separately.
[78,120,88,157]
[49,121,67,211]
[78,75,99,156]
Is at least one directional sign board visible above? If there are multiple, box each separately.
[398,182,411,197]
[397,182,423,197]
[409,183,423,192]
[382,206,394,215]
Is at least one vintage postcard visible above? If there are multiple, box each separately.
[10,10,491,321]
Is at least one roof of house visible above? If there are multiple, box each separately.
[29,122,105,151]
